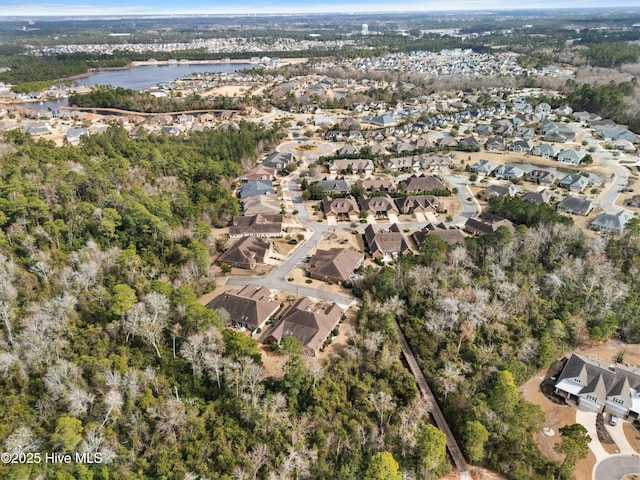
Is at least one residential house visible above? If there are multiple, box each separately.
[262,152,295,173]
[554,353,640,418]
[322,195,360,221]
[437,136,459,148]
[611,139,636,152]
[161,125,181,136]
[522,189,553,205]
[469,159,497,177]
[474,124,493,135]
[229,214,284,238]
[591,210,633,235]
[217,236,272,270]
[491,118,513,137]
[370,143,388,155]
[558,173,589,193]
[485,136,506,152]
[412,222,465,246]
[458,136,480,150]
[598,127,636,143]
[359,194,399,218]
[336,144,359,156]
[206,285,279,333]
[242,193,281,216]
[395,195,443,214]
[526,169,556,186]
[509,140,533,153]
[464,213,515,236]
[556,196,593,216]
[629,195,640,208]
[382,156,421,172]
[419,154,455,170]
[240,165,276,182]
[557,149,586,165]
[532,144,559,159]
[265,298,344,356]
[573,111,600,124]
[494,165,525,180]
[357,178,397,192]
[325,130,345,142]
[239,180,275,199]
[400,174,446,193]
[364,223,413,260]
[515,127,535,140]
[309,248,364,284]
[65,128,89,143]
[391,141,414,154]
[328,159,374,175]
[484,184,517,199]
[319,178,351,195]
[21,122,51,136]
[367,113,397,127]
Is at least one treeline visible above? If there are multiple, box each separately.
[68,86,254,113]
[582,42,640,68]
[488,196,574,228]
[564,78,639,131]
[0,124,454,479]
[0,53,130,88]
[359,217,637,478]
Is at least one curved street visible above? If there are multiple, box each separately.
[573,123,632,215]
[594,455,640,480]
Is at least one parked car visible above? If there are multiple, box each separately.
[610,413,618,426]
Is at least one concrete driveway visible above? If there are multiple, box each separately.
[575,409,609,462]
[605,416,637,455]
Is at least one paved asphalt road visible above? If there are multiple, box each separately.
[444,173,480,225]
[572,123,631,214]
[594,455,640,480]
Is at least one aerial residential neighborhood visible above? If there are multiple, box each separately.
[1,7,640,480]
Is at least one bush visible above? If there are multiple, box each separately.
[305,279,312,284]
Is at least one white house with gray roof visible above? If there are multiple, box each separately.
[591,210,633,235]
[555,353,640,418]
[557,148,586,165]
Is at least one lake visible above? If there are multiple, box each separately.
[73,62,254,90]
[20,62,255,111]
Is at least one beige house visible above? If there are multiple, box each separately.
[207,285,279,333]
[265,298,344,356]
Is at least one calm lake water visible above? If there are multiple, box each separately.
[73,63,254,90]
[20,63,254,111]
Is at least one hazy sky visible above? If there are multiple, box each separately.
[0,0,638,16]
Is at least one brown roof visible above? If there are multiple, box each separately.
[359,194,399,215]
[464,214,515,236]
[413,222,466,245]
[400,174,446,192]
[241,165,276,182]
[217,236,272,269]
[266,298,343,355]
[310,248,364,283]
[229,214,283,237]
[364,223,412,258]
[322,195,360,217]
[357,178,397,192]
[206,285,279,330]
[395,195,443,214]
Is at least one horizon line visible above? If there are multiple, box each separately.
[2,5,640,19]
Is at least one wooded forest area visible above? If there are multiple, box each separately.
[0,123,637,479]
